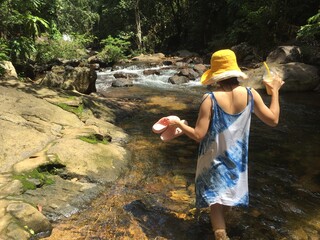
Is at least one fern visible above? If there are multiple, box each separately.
[297,11,320,40]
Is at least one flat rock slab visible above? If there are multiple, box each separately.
[0,79,130,239]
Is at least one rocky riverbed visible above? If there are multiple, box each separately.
[0,78,136,240]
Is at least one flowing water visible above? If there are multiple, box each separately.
[46,65,320,240]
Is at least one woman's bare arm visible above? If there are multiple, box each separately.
[252,75,284,127]
[170,94,212,142]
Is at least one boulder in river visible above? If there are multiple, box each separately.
[40,66,97,94]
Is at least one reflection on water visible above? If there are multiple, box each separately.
[46,75,320,239]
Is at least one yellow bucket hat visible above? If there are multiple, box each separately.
[200,49,248,85]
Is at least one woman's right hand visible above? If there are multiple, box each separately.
[263,73,285,94]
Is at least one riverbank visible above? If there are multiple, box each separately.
[0,77,134,239]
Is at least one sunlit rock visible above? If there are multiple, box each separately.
[0,61,18,79]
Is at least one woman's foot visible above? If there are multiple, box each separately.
[214,229,230,240]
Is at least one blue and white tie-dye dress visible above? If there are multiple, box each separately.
[195,88,254,208]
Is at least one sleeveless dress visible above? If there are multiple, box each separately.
[195,88,254,208]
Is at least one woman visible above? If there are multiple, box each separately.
[169,49,284,240]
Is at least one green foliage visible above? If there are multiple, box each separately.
[9,37,36,63]
[297,11,320,40]
[98,35,131,64]
[48,22,63,40]
[0,0,50,64]
[13,0,43,13]
[72,33,97,48]
[0,39,9,61]
[34,34,92,63]
[55,0,100,34]
[13,168,55,192]
[222,1,279,49]
[0,1,49,39]
[25,14,49,39]
[56,103,84,117]
[0,39,10,77]
[78,134,109,144]
[1,0,319,64]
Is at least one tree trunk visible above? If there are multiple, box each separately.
[135,0,142,50]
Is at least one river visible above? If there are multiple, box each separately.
[45,65,320,240]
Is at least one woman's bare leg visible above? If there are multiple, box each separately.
[210,204,229,239]
[210,203,226,230]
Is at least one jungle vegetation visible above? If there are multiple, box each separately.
[0,0,319,68]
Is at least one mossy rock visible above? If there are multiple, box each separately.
[13,168,55,192]
[78,133,112,144]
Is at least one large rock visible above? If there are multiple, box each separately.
[259,46,320,92]
[1,199,52,240]
[40,66,97,94]
[47,137,128,184]
[6,202,52,236]
[112,78,134,87]
[266,46,302,64]
[168,75,189,84]
[68,66,97,94]
[40,66,67,88]
[178,68,199,80]
[232,42,260,66]
[0,86,83,172]
[275,62,319,92]
[0,200,31,240]
[132,53,166,62]
[243,62,319,92]
[0,79,130,239]
[0,61,18,79]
